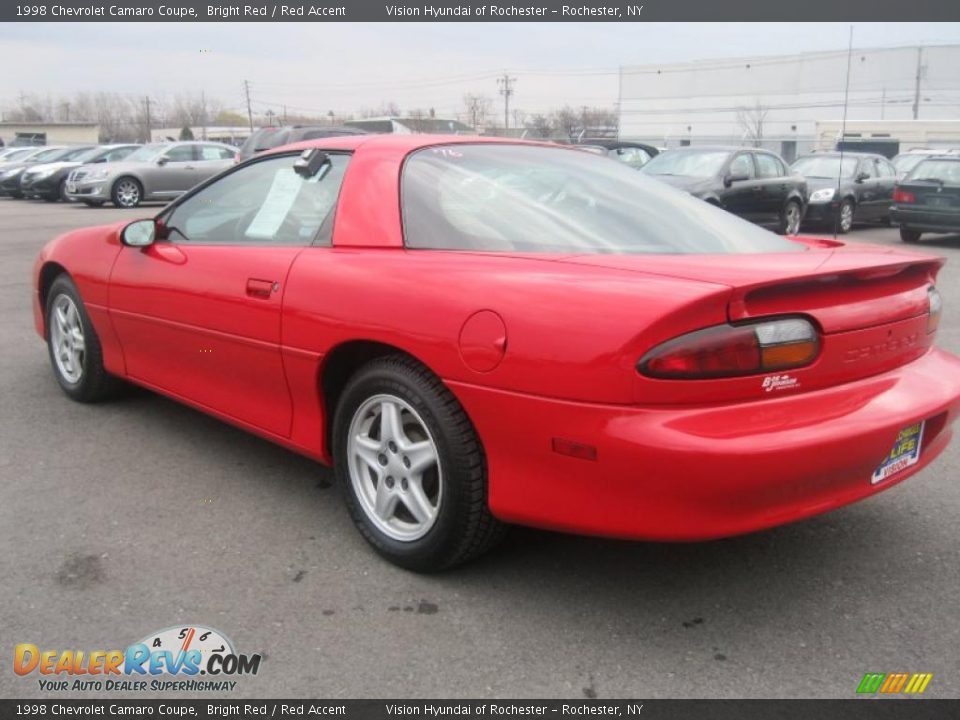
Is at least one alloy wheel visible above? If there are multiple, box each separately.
[347,393,442,542]
[785,203,801,235]
[839,202,853,233]
[115,179,140,208]
[50,294,85,384]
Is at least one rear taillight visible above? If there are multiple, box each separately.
[893,188,915,204]
[928,286,942,334]
[639,317,820,379]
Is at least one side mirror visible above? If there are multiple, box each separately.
[156,156,169,166]
[121,219,157,247]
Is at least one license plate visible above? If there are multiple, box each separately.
[871,421,924,484]
[66,183,77,193]
[928,196,953,208]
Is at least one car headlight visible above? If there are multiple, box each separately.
[30,168,55,180]
[2,168,23,180]
[89,169,111,180]
[808,188,836,203]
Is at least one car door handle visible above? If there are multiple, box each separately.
[246,278,277,298]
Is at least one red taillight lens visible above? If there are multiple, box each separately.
[639,318,819,379]
[928,286,942,334]
[893,188,915,204]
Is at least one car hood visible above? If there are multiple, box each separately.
[24,161,79,174]
[645,174,714,194]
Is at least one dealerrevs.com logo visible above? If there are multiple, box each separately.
[856,672,933,695]
[14,625,262,692]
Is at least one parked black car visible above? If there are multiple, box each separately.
[891,156,960,243]
[576,141,659,169]
[236,125,366,163]
[791,152,898,233]
[640,146,806,234]
[0,145,72,198]
[20,144,140,202]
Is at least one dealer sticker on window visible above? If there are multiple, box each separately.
[871,422,925,485]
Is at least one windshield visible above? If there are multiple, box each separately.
[402,144,802,255]
[124,144,170,162]
[74,146,109,163]
[56,146,96,162]
[240,128,286,157]
[30,147,69,162]
[0,147,37,162]
[905,160,960,184]
[791,156,858,178]
[641,150,730,178]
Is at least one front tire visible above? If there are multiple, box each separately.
[900,226,922,243]
[836,199,854,234]
[45,275,119,402]
[332,355,504,571]
[111,177,143,208]
[777,199,802,235]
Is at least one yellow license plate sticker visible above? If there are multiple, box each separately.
[872,422,925,485]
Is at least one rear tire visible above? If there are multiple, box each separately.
[332,355,505,571]
[45,275,120,403]
[899,227,922,243]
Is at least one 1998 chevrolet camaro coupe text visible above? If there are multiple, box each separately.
[33,135,960,571]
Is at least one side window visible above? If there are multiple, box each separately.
[754,153,783,178]
[164,145,195,162]
[729,153,755,178]
[878,160,896,178]
[163,153,349,246]
[200,145,235,161]
[859,159,877,179]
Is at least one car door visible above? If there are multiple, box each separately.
[854,158,882,220]
[753,152,790,227]
[194,144,237,183]
[144,143,199,197]
[108,151,350,436]
[719,152,763,223]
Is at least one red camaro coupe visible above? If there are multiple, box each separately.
[33,135,960,571]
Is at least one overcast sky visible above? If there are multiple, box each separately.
[2,22,958,120]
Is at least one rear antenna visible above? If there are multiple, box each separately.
[834,25,854,238]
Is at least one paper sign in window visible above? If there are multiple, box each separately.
[245,168,303,240]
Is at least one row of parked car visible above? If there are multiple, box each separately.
[2,133,958,242]
[594,141,959,241]
[0,141,238,207]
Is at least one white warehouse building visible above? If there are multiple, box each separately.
[618,44,960,162]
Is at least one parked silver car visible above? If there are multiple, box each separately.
[65,141,238,208]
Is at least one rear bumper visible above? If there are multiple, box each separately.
[891,207,960,233]
[449,347,960,540]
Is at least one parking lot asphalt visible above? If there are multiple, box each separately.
[1,197,958,700]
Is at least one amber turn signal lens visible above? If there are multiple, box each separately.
[760,341,819,369]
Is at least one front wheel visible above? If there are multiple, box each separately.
[777,200,802,235]
[836,199,854,234]
[332,355,504,571]
[111,177,143,208]
[900,226,922,243]
[45,275,119,402]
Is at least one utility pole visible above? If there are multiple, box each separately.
[497,73,515,133]
[243,80,254,131]
[143,96,152,143]
[912,47,924,120]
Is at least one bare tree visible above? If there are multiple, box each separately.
[462,94,493,130]
[526,113,554,139]
[359,101,401,118]
[736,101,768,146]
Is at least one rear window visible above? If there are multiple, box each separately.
[906,159,960,184]
[239,128,288,157]
[402,144,801,255]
